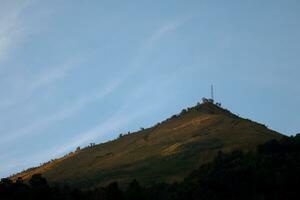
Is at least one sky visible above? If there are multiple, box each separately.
[0,0,299,178]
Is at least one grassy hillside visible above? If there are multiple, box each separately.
[11,101,283,188]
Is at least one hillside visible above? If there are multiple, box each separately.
[11,101,283,188]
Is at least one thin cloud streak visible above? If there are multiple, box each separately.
[28,61,78,93]
[0,60,79,109]
[0,80,120,144]
[130,18,189,70]
[0,0,32,62]
[144,20,183,49]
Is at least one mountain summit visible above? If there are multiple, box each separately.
[12,101,283,188]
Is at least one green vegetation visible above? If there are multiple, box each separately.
[2,135,299,200]
[11,101,283,188]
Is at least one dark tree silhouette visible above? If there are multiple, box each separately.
[29,174,48,189]
[126,179,144,200]
[105,182,123,200]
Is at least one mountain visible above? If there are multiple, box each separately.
[11,101,283,189]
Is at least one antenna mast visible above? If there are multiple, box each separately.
[211,84,214,102]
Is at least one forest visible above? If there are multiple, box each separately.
[1,134,299,200]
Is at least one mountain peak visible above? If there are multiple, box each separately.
[178,99,233,117]
[10,99,283,188]
[196,101,227,114]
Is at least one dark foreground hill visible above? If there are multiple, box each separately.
[2,135,300,200]
[11,101,283,188]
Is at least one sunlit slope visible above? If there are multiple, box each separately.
[13,102,283,188]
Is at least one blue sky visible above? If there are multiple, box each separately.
[0,0,299,178]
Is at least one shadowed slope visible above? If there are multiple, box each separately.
[11,102,283,188]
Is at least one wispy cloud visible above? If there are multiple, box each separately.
[28,61,78,94]
[0,0,32,62]
[144,20,183,49]
[0,1,79,110]
[130,18,189,70]
[0,59,80,109]
[0,80,120,144]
